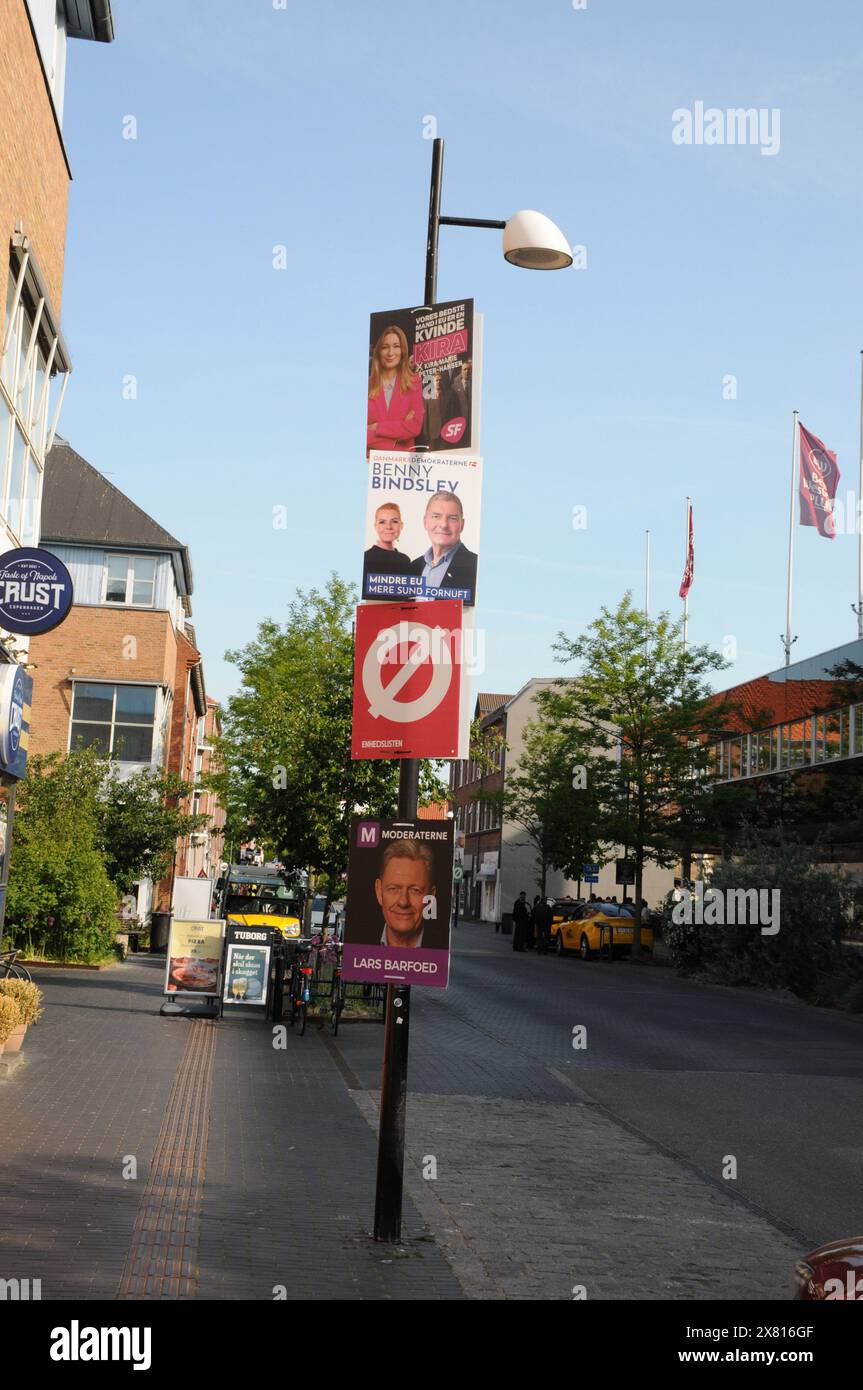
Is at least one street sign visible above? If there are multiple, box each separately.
[453,864,464,883]
[351,599,463,759]
[342,817,454,989]
[0,664,31,779]
[616,858,636,886]
[583,863,600,883]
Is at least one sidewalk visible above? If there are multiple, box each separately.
[0,956,460,1300]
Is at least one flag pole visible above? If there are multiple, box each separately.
[784,410,799,666]
[645,529,650,617]
[683,496,691,652]
[857,352,863,639]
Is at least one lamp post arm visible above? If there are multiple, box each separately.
[439,216,507,229]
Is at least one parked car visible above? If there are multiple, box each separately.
[793,1235,863,1300]
[552,901,654,960]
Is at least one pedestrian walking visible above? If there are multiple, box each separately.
[512,891,531,952]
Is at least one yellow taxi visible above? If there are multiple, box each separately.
[552,900,654,960]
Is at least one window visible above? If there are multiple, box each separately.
[1,255,69,543]
[70,682,158,763]
[5,426,26,539]
[855,706,863,757]
[104,554,158,607]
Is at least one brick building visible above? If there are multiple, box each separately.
[27,439,221,919]
[179,697,226,883]
[449,692,510,921]
[0,2,114,930]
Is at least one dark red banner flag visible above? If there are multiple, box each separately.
[799,422,840,539]
[679,503,694,599]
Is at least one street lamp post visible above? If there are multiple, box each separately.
[373,137,572,1243]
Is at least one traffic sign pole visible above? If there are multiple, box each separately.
[373,140,444,1244]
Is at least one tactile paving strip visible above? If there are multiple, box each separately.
[117,1020,216,1299]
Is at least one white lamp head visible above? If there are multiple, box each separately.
[503,209,573,270]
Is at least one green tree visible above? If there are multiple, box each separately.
[547,594,730,955]
[209,574,445,910]
[490,713,603,897]
[98,767,207,894]
[5,748,119,963]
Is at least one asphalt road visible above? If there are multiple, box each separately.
[335,921,863,1252]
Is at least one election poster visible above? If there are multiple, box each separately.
[362,450,482,605]
[351,599,463,760]
[367,300,476,455]
[342,817,454,989]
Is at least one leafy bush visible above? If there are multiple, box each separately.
[0,979,43,1026]
[665,836,854,1001]
[0,993,22,1044]
[841,979,863,1013]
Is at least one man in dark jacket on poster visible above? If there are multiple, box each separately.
[410,491,478,603]
[512,891,531,952]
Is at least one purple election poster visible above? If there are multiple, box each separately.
[342,818,454,989]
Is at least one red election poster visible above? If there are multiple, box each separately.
[351,599,463,760]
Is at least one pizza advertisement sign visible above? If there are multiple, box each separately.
[164,918,225,997]
[351,599,463,760]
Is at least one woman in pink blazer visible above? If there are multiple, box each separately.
[367,325,425,454]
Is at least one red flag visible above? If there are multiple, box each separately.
[799,422,840,539]
[679,503,694,599]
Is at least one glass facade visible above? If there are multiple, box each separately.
[0,265,68,552]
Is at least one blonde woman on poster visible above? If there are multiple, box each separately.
[362,502,413,586]
[367,325,425,454]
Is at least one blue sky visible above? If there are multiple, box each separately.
[57,0,863,703]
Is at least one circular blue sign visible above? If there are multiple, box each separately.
[0,665,25,767]
[0,548,73,635]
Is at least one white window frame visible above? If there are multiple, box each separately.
[102,553,158,608]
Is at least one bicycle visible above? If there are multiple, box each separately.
[287,940,314,1036]
[329,942,345,1036]
[0,948,32,983]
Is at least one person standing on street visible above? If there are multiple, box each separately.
[533,897,553,955]
[512,891,531,952]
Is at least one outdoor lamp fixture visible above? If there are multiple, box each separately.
[502,210,574,269]
[424,137,572,303]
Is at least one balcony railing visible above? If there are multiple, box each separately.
[714,703,863,782]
